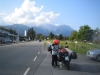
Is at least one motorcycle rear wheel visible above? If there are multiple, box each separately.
[66,61,70,70]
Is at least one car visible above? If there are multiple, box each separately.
[3,38,12,43]
[0,37,4,43]
[86,49,100,61]
[39,39,42,42]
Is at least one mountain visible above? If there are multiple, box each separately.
[38,24,73,36]
[4,24,30,36]
[39,24,58,31]
[54,25,73,36]
[33,26,50,35]
[3,24,73,36]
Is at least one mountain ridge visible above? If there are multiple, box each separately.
[3,24,73,36]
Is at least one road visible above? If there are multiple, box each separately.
[0,41,47,75]
[0,41,100,75]
[54,52,100,75]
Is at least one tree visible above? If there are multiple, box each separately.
[7,28,17,35]
[27,27,36,40]
[53,35,59,38]
[69,30,78,41]
[35,33,45,40]
[0,26,17,35]
[78,25,94,42]
[59,34,63,40]
[49,32,54,39]
[93,27,100,43]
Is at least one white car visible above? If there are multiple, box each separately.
[86,49,100,61]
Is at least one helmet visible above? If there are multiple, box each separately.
[53,39,60,45]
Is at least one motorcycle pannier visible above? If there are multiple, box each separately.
[71,52,77,59]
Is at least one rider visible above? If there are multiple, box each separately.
[51,38,60,68]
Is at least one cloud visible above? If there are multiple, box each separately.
[33,12,60,25]
[55,24,60,26]
[0,12,8,24]
[2,0,60,26]
[54,23,71,26]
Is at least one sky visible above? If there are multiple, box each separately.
[0,0,100,30]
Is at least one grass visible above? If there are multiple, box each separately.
[46,40,100,55]
[68,42,100,54]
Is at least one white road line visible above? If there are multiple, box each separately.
[23,67,30,75]
[33,56,37,61]
[38,51,40,54]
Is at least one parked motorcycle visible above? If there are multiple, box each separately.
[58,47,77,70]
[58,48,71,70]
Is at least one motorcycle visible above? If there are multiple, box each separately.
[58,46,77,70]
[58,48,71,70]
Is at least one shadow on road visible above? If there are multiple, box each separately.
[69,63,100,73]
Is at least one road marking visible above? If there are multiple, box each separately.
[23,67,30,75]
[38,51,40,54]
[33,56,37,61]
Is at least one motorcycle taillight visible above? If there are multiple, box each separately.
[58,57,60,60]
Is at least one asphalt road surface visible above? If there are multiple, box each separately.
[0,41,100,75]
[0,41,47,75]
[55,51,100,75]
